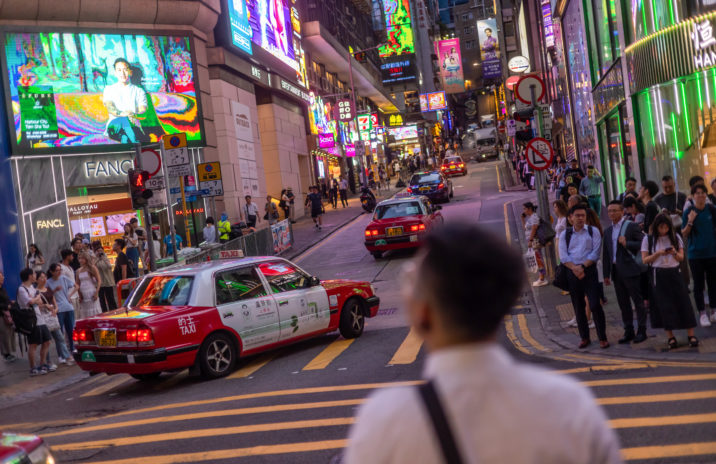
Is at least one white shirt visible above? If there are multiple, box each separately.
[60,263,78,301]
[345,343,622,464]
[611,218,625,264]
[17,284,45,326]
[103,82,147,125]
[203,225,217,243]
[245,203,259,218]
[555,216,567,237]
[641,235,683,268]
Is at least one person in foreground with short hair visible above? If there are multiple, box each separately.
[344,222,622,464]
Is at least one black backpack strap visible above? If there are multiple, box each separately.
[417,381,464,464]
[565,227,574,248]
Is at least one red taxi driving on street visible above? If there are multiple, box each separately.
[441,155,467,177]
[364,196,443,259]
[73,257,379,380]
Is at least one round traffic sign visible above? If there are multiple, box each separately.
[508,55,530,73]
[515,74,545,105]
[136,148,162,177]
[525,137,554,171]
[205,164,213,172]
[170,135,181,147]
[505,75,521,92]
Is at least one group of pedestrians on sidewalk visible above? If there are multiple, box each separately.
[540,171,716,351]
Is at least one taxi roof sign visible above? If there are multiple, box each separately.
[163,133,187,149]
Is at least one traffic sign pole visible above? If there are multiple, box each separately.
[134,143,156,273]
[159,140,179,263]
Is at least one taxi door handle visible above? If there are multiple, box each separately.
[278,300,289,306]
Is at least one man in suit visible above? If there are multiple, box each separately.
[603,200,647,343]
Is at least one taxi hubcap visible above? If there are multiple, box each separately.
[207,340,231,372]
[351,304,364,331]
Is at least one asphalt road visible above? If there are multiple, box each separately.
[1,160,715,463]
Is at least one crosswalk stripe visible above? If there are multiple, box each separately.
[598,390,716,405]
[53,417,356,451]
[80,375,131,398]
[516,314,550,352]
[43,398,365,438]
[389,327,424,364]
[583,373,716,387]
[303,338,354,370]
[611,412,716,429]
[84,439,348,464]
[228,353,277,379]
[622,441,716,461]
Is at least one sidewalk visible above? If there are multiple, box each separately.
[286,182,404,260]
[508,199,716,363]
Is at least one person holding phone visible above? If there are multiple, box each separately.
[642,213,697,349]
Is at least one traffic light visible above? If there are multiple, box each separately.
[353,51,367,63]
[128,169,153,208]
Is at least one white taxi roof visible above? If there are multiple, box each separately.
[376,196,428,207]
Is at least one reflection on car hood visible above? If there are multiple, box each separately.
[0,432,43,461]
[320,279,369,290]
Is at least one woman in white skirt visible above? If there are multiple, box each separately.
[75,251,102,320]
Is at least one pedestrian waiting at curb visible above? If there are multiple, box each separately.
[244,195,260,229]
[0,270,17,362]
[603,200,648,344]
[522,202,547,287]
[264,195,280,225]
[36,271,71,366]
[17,268,53,376]
[92,241,117,313]
[47,263,78,353]
[344,222,622,464]
[641,213,698,349]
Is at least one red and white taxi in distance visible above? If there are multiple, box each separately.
[364,196,444,259]
[73,257,379,380]
[441,155,467,177]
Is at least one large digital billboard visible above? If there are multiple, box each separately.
[380,56,417,84]
[436,39,465,94]
[2,31,203,154]
[228,0,307,86]
[378,0,415,58]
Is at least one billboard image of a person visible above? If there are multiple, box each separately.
[103,58,148,144]
[481,28,498,60]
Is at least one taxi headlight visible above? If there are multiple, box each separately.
[370,284,377,295]
[28,442,55,464]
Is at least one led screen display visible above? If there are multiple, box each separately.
[3,31,203,154]
[387,125,418,140]
[380,55,417,84]
[379,0,415,58]
[427,91,447,111]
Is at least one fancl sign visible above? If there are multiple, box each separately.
[692,19,716,70]
[83,158,133,179]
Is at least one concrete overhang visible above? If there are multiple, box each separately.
[302,21,399,114]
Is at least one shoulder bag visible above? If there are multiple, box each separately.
[417,380,464,464]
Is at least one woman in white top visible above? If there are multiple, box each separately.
[75,251,102,320]
[26,244,45,272]
[641,213,698,349]
[552,200,568,259]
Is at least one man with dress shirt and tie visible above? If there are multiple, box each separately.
[559,204,610,349]
[603,200,647,344]
[345,222,621,464]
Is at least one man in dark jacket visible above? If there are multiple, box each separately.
[603,200,647,343]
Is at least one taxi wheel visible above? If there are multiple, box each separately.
[372,251,382,259]
[199,332,237,379]
[339,298,365,339]
[131,372,161,381]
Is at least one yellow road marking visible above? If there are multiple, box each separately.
[389,328,424,364]
[228,353,277,379]
[84,439,347,464]
[43,399,365,438]
[0,418,88,432]
[583,373,716,387]
[622,441,716,461]
[80,375,131,398]
[598,390,716,405]
[555,363,651,374]
[109,380,422,419]
[496,165,502,192]
[53,417,355,451]
[303,338,354,370]
[503,316,533,355]
[503,202,511,243]
[516,314,550,352]
[611,412,716,429]
[558,353,627,364]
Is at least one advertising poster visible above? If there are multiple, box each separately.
[271,219,292,254]
[477,18,502,79]
[387,125,418,140]
[435,39,465,94]
[3,31,202,154]
[427,91,447,111]
[379,0,415,57]
[419,94,428,112]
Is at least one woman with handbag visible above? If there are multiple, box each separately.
[0,270,17,362]
[522,202,548,287]
[36,271,72,366]
[264,196,280,225]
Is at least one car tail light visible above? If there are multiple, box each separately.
[438,183,445,189]
[441,166,446,170]
[409,224,427,232]
[118,327,155,347]
[365,229,379,236]
[407,187,413,193]
[459,163,464,167]
[73,328,94,345]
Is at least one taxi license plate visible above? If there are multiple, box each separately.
[449,165,456,169]
[386,227,403,236]
[97,329,117,347]
[419,186,431,192]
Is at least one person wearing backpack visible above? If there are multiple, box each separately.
[17,268,52,376]
[603,200,647,344]
[558,204,610,349]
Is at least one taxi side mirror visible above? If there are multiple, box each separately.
[310,276,320,286]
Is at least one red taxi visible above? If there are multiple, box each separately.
[364,196,443,259]
[0,432,54,464]
[441,155,467,177]
[73,257,379,380]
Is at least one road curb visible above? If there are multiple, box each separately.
[0,370,89,412]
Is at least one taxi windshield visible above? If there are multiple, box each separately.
[129,276,194,307]
[445,157,461,163]
[375,202,422,219]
